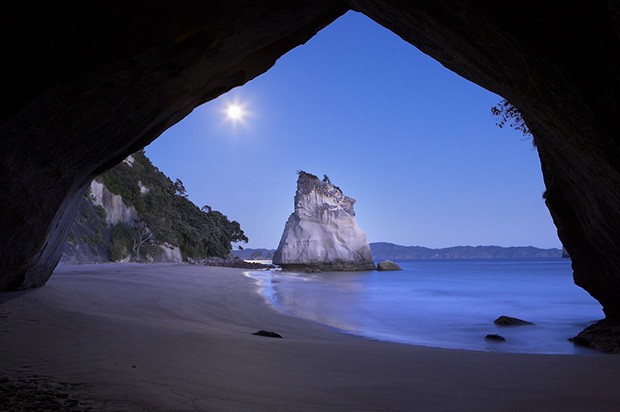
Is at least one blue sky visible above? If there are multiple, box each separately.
[146,11,560,250]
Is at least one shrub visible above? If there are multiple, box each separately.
[109,223,134,261]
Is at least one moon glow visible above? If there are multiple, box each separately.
[226,104,245,121]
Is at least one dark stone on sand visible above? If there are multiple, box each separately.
[494,316,534,326]
[252,330,283,339]
[569,318,620,354]
[377,260,402,271]
[485,334,506,342]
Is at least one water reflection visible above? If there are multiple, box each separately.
[248,260,602,354]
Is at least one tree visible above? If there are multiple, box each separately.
[109,223,134,261]
[491,99,531,136]
[173,178,188,197]
[225,220,249,244]
[131,221,153,261]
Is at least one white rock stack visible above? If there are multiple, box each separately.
[273,171,375,271]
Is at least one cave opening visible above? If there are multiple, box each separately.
[3,1,618,353]
[128,12,602,353]
[5,7,620,412]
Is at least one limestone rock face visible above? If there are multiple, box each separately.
[273,172,375,271]
[61,179,182,264]
[156,244,183,264]
[89,180,137,226]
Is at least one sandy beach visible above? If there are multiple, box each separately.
[2,263,620,411]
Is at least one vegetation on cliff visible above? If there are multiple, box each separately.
[65,150,247,262]
[491,99,531,137]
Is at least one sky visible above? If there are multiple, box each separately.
[145,11,560,250]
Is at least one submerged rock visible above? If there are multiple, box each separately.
[273,171,375,271]
[377,260,402,271]
[485,334,506,342]
[494,316,534,326]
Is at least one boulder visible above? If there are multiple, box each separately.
[485,334,506,342]
[377,260,402,271]
[494,316,534,326]
[569,318,620,354]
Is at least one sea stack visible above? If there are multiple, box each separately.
[273,171,375,271]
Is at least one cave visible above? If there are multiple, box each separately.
[2,1,620,346]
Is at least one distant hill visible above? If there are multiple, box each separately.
[233,248,275,260]
[233,243,563,261]
[369,242,563,260]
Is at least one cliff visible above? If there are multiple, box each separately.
[62,151,247,263]
[273,171,375,271]
[61,189,112,264]
[61,177,181,264]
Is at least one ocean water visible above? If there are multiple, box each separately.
[248,259,603,354]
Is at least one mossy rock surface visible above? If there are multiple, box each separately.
[377,260,401,271]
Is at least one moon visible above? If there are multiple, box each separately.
[226,104,245,122]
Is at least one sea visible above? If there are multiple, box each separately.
[247,259,603,354]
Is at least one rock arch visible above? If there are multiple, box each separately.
[2,1,620,327]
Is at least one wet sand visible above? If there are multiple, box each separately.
[1,263,620,411]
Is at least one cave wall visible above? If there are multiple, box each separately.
[2,1,620,320]
[0,0,348,290]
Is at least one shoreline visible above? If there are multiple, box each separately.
[1,263,620,410]
[246,262,601,356]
